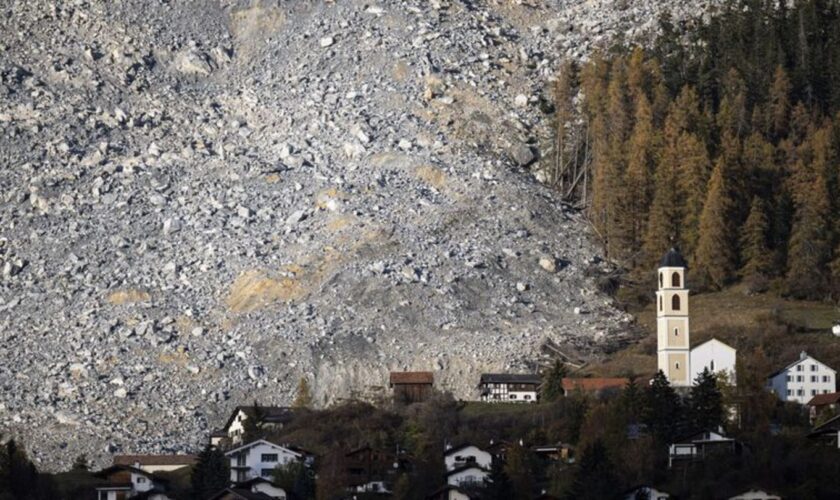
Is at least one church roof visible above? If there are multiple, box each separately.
[660,248,688,268]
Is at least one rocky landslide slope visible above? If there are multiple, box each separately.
[0,0,713,469]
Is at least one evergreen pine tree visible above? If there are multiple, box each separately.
[191,444,229,500]
[694,160,737,289]
[768,65,792,140]
[677,132,712,261]
[483,456,513,500]
[504,444,535,500]
[621,93,657,265]
[565,439,620,500]
[786,171,832,298]
[541,360,567,403]
[293,377,313,409]
[740,196,773,280]
[71,454,89,471]
[242,401,266,442]
[717,68,748,137]
[642,371,683,443]
[688,368,724,431]
[620,378,644,424]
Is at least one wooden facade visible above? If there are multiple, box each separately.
[390,371,434,404]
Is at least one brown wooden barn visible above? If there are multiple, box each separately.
[389,371,434,404]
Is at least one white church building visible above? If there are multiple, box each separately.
[656,248,737,387]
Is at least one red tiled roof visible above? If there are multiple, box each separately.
[389,371,434,385]
[113,455,197,467]
[561,377,629,392]
[807,392,840,406]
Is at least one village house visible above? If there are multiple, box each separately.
[390,371,434,404]
[808,413,840,448]
[478,373,541,403]
[806,391,840,423]
[656,248,738,387]
[225,439,310,483]
[531,442,575,464]
[344,444,409,494]
[444,443,492,488]
[112,454,196,474]
[622,485,671,500]
[208,477,288,500]
[93,465,171,500]
[214,406,296,446]
[767,351,837,404]
[561,377,629,397]
[668,429,740,468]
[728,489,782,500]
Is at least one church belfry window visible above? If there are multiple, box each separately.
[672,271,681,287]
[672,294,681,311]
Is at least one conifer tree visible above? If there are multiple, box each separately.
[565,439,620,500]
[483,457,513,500]
[787,172,832,298]
[688,368,724,431]
[191,444,229,500]
[541,360,567,403]
[643,159,682,269]
[694,161,737,289]
[768,65,792,140]
[621,94,657,265]
[717,68,748,137]
[740,196,773,280]
[677,133,712,261]
[504,444,535,500]
[642,371,683,443]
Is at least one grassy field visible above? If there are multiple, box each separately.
[583,285,840,379]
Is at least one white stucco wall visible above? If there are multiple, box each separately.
[444,445,492,472]
[253,482,287,499]
[768,355,837,404]
[690,339,737,385]
[227,441,302,483]
[446,466,489,487]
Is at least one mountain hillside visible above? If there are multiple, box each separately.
[0,0,712,469]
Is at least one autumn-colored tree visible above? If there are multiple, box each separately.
[717,68,748,137]
[620,93,657,265]
[677,132,712,261]
[768,65,792,140]
[293,377,313,409]
[740,196,773,280]
[694,160,738,290]
[786,172,832,298]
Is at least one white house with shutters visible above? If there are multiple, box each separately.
[225,439,307,483]
[767,351,837,404]
[444,444,491,487]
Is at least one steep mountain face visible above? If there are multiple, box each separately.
[0,0,711,469]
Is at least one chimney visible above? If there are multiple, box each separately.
[800,351,808,360]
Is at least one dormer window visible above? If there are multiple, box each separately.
[672,272,681,287]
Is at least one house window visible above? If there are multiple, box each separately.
[262,454,279,463]
[509,395,517,399]
[811,376,818,383]
[797,389,804,396]
[137,477,146,484]
[825,390,831,394]
[524,395,532,400]
[811,364,818,371]
[672,272,681,287]
[812,390,817,396]
[797,365,803,372]
[493,395,500,400]
[786,375,792,382]
[786,390,792,396]
[797,376,803,382]
[671,295,681,311]
[261,469,274,477]
[823,376,830,382]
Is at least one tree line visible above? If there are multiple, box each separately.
[552,0,840,300]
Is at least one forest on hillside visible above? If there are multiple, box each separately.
[551,0,840,302]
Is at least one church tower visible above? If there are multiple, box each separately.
[657,248,691,386]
